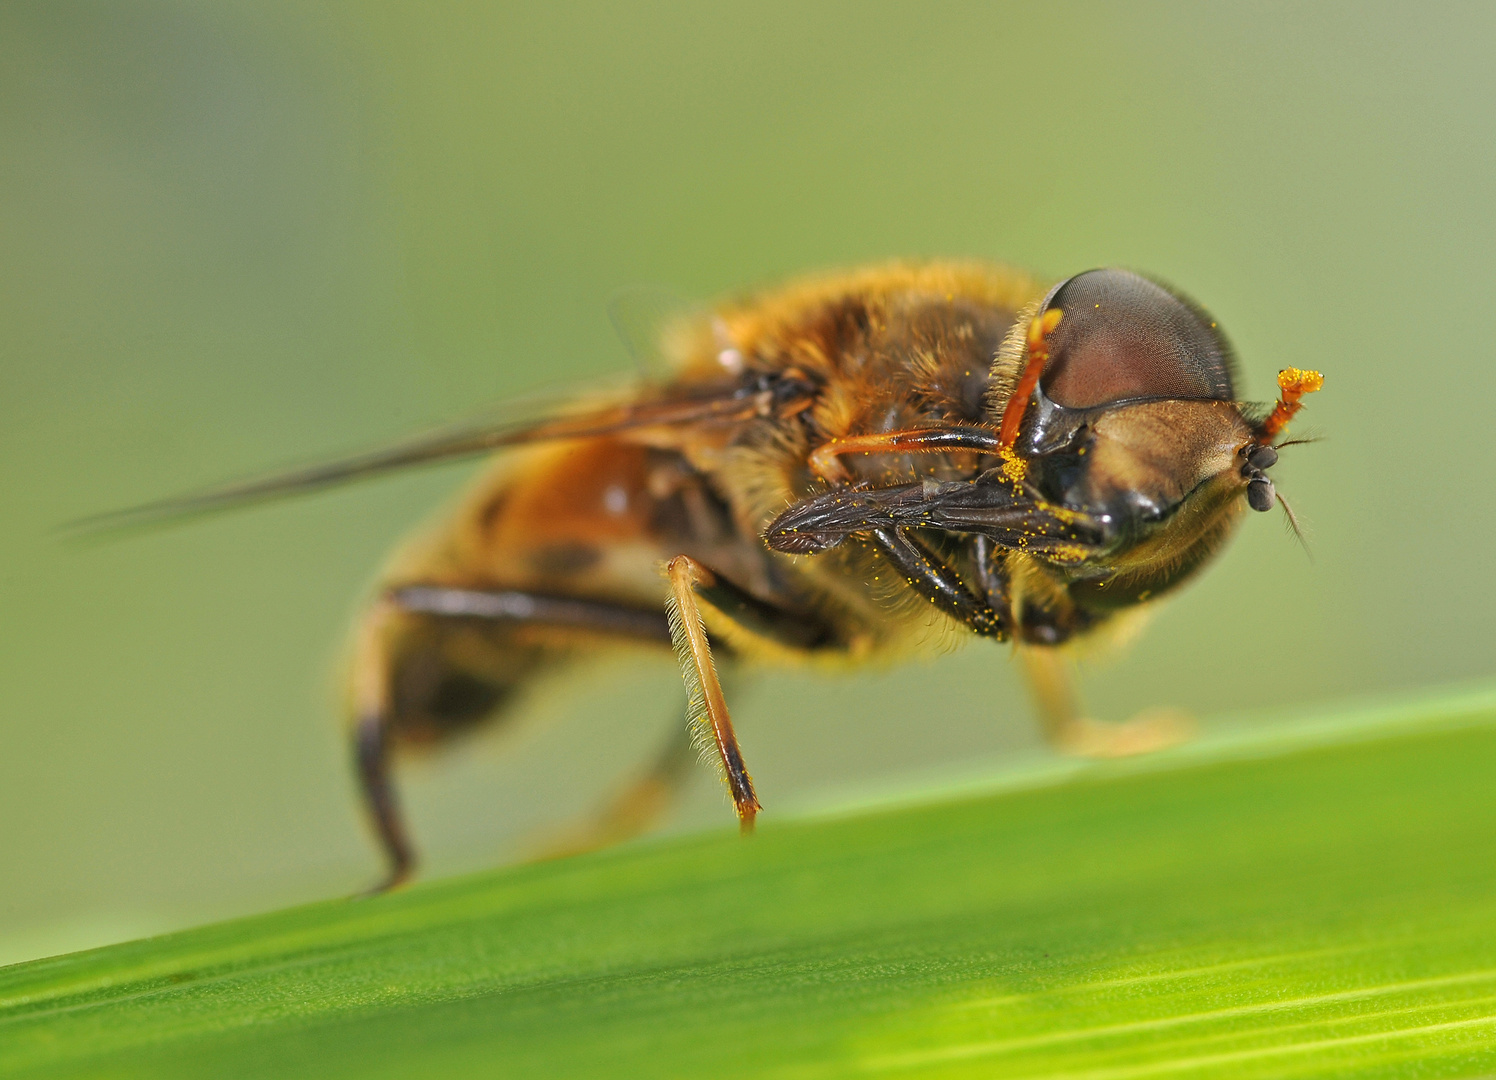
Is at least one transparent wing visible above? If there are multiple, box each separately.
[67,376,778,536]
[606,284,704,383]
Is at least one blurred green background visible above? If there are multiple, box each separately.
[1,2,1491,967]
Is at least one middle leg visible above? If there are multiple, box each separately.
[665,555,761,830]
[543,556,843,853]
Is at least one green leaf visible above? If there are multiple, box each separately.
[6,686,1496,1079]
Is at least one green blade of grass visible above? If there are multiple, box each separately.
[6,688,1496,1079]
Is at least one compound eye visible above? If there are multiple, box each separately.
[1039,269,1236,409]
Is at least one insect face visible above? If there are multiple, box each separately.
[1013,270,1278,611]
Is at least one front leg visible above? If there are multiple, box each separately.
[1019,645,1195,759]
[867,528,1011,638]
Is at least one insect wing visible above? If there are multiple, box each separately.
[68,378,772,535]
[606,284,704,383]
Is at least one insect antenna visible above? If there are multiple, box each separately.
[1276,490,1313,563]
[1256,368,1324,443]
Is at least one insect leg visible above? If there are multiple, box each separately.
[353,585,672,892]
[537,580,820,856]
[868,528,1011,638]
[350,597,415,893]
[808,426,1004,483]
[353,710,414,894]
[972,534,1011,613]
[665,555,761,830]
[1018,645,1195,758]
[387,585,672,642]
[531,710,701,860]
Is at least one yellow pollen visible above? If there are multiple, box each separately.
[1278,368,1325,394]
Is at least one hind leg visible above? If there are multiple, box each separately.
[351,598,418,893]
[528,715,700,860]
[354,556,840,890]
[351,586,672,892]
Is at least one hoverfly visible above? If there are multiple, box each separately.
[89,262,1322,890]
